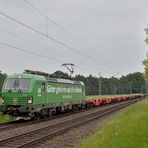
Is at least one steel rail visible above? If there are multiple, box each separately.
[0,97,138,132]
[0,98,142,148]
[0,106,93,132]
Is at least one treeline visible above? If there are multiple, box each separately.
[0,72,7,96]
[0,71,145,96]
[53,71,145,95]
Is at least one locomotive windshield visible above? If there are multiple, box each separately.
[4,78,30,90]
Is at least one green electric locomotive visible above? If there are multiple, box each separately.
[1,70,85,119]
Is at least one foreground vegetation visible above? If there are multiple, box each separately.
[0,115,11,123]
[78,98,148,148]
[0,97,12,122]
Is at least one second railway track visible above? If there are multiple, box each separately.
[0,108,90,132]
[0,98,142,148]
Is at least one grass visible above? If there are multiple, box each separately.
[0,115,11,123]
[77,98,148,148]
[0,97,12,123]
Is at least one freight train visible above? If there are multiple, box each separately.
[0,70,143,120]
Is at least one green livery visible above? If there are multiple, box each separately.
[1,70,85,118]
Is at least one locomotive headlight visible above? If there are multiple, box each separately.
[27,96,33,104]
[1,98,4,104]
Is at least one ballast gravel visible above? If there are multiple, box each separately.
[36,111,118,148]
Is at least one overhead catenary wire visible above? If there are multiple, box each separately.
[24,0,47,17]
[23,0,121,73]
[0,11,118,74]
[0,41,62,63]
[45,17,48,36]
[0,40,93,74]
[24,0,48,36]
[0,12,46,36]
[0,28,101,73]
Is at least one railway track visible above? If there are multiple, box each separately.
[0,106,99,132]
[0,120,31,132]
[0,98,142,148]
[0,97,137,132]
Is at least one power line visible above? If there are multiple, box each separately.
[23,0,120,72]
[0,11,118,73]
[24,0,46,17]
[0,28,100,73]
[0,40,93,74]
[24,0,48,36]
[0,12,46,37]
[45,17,48,36]
[0,41,62,63]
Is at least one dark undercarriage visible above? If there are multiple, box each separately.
[0,102,85,120]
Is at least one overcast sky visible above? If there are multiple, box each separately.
[0,0,148,78]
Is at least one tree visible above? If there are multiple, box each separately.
[51,71,69,79]
[0,71,7,96]
[143,53,148,79]
[142,53,148,94]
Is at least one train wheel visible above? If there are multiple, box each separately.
[33,112,40,120]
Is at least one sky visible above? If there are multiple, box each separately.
[0,0,148,78]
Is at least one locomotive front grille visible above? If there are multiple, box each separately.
[4,98,28,105]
